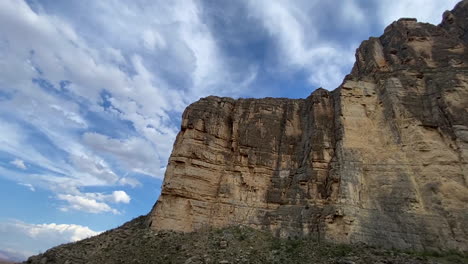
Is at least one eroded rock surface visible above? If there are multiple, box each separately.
[149,1,468,252]
[149,90,338,237]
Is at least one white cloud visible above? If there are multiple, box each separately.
[340,0,366,26]
[83,132,162,178]
[0,0,461,260]
[50,104,88,128]
[376,0,460,26]
[0,220,101,260]
[118,177,142,188]
[142,29,166,50]
[56,189,130,214]
[25,222,100,242]
[0,0,458,220]
[244,0,458,90]
[0,0,257,206]
[0,248,29,262]
[69,153,119,184]
[57,194,120,214]
[245,0,357,89]
[111,190,131,204]
[18,183,35,192]
[0,165,128,215]
[0,119,70,176]
[10,159,27,169]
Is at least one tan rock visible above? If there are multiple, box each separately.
[148,1,468,252]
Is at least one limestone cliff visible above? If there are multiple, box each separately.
[148,1,468,251]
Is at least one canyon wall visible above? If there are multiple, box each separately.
[148,1,468,251]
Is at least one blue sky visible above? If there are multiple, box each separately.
[0,0,460,261]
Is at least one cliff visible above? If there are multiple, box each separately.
[148,1,468,252]
[24,1,468,263]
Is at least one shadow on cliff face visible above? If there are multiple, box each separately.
[261,89,340,240]
[347,71,468,251]
[357,71,467,250]
[335,4,468,251]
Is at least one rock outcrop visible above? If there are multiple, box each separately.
[148,1,468,252]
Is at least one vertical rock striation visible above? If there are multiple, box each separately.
[148,1,468,251]
[148,90,339,236]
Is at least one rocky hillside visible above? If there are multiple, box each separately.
[25,0,468,263]
[149,0,468,252]
[24,216,468,264]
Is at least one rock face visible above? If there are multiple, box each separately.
[148,1,468,252]
[149,91,339,236]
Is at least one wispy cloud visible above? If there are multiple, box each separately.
[57,190,130,214]
[82,132,162,178]
[244,0,360,90]
[0,0,259,210]
[0,0,245,217]
[58,194,119,214]
[118,177,142,188]
[18,182,35,192]
[239,0,460,90]
[10,159,27,170]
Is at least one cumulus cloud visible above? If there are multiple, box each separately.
[111,190,131,204]
[0,220,100,260]
[22,222,99,242]
[10,159,27,169]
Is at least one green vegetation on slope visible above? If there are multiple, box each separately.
[25,216,468,264]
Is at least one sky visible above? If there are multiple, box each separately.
[0,0,460,261]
